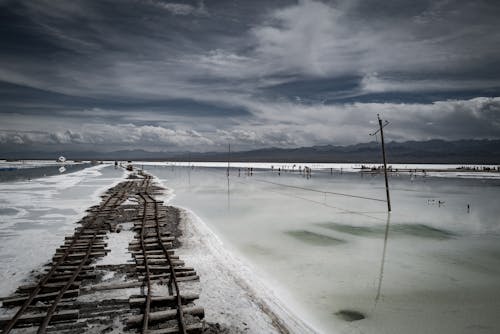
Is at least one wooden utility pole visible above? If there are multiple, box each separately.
[227,143,230,177]
[370,114,391,212]
[378,114,391,212]
[227,143,231,210]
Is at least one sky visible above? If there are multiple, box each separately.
[1,0,499,153]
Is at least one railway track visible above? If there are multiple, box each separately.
[0,171,204,333]
[128,175,204,333]
[0,181,134,333]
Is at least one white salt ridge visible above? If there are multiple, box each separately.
[102,271,115,281]
[95,229,135,266]
[121,198,138,205]
[173,207,318,334]
[137,161,500,179]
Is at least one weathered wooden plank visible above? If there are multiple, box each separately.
[129,242,173,250]
[138,270,198,280]
[135,264,188,272]
[46,265,93,272]
[147,322,203,334]
[0,309,79,327]
[52,251,107,260]
[134,259,185,266]
[47,273,96,283]
[1,289,79,307]
[134,254,179,260]
[17,282,80,294]
[129,293,198,306]
[64,235,105,240]
[127,306,204,326]
[61,241,107,247]
[129,236,175,244]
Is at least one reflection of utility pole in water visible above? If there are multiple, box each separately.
[375,213,391,308]
[187,154,191,187]
[370,114,391,212]
[227,143,231,176]
[227,143,231,210]
[227,175,231,211]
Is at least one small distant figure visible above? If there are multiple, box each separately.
[238,168,241,177]
[330,168,333,175]
[467,204,470,213]
[278,168,281,176]
[303,166,311,179]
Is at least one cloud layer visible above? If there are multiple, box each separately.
[0,0,499,153]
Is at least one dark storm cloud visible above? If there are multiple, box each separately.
[1,0,499,152]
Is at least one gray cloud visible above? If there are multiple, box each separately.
[0,0,499,153]
[1,97,499,152]
[151,0,208,16]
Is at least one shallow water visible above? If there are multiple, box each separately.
[144,164,500,334]
[0,162,91,182]
[0,164,125,295]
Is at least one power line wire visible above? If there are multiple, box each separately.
[254,178,387,202]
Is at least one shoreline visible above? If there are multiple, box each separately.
[172,206,318,334]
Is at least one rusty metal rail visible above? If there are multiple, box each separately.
[139,177,153,333]
[137,175,187,334]
[2,182,133,333]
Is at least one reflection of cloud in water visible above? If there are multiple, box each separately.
[0,208,19,216]
[335,309,365,322]
[243,243,275,256]
[0,231,18,238]
[317,222,455,240]
[435,252,500,275]
[317,223,380,236]
[13,220,63,231]
[17,208,77,221]
[285,230,346,246]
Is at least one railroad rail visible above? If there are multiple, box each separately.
[128,174,204,333]
[0,171,204,333]
[1,181,133,333]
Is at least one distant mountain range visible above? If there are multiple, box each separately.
[2,139,500,164]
